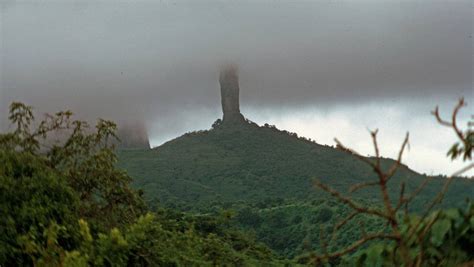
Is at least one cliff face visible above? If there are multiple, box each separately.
[219,66,245,123]
[116,121,150,149]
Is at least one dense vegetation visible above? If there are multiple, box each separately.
[117,118,473,258]
[0,103,286,266]
[1,101,472,266]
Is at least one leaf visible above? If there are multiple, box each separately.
[364,244,387,267]
[430,219,451,246]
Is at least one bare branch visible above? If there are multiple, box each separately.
[429,163,473,208]
[349,181,379,193]
[335,138,376,168]
[316,99,470,264]
[408,163,473,240]
[451,98,466,141]
[335,211,358,231]
[328,211,358,247]
[431,98,467,143]
[396,176,432,212]
[314,233,398,260]
[431,106,452,127]
[396,182,406,210]
[370,129,381,168]
[386,133,410,181]
[314,180,390,220]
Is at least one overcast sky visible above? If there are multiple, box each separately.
[0,0,472,176]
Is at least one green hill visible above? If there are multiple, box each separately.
[117,119,473,258]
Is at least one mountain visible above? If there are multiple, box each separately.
[117,65,473,258]
[118,120,471,210]
[117,120,473,258]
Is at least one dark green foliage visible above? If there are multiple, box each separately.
[0,103,286,266]
[117,119,474,257]
[315,206,333,223]
[2,101,472,266]
[235,207,262,227]
[118,121,472,211]
[44,117,147,230]
[0,150,79,265]
[2,102,146,229]
[347,202,474,266]
[232,199,386,259]
[63,212,282,266]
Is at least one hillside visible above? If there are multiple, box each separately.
[118,120,471,209]
[117,119,473,257]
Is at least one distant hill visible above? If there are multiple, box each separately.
[117,119,473,257]
[118,119,471,210]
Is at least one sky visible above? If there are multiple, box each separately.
[0,0,472,176]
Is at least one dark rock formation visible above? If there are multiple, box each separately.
[116,121,150,149]
[219,65,245,123]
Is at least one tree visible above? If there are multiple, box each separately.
[0,102,284,266]
[310,98,473,266]
[1,102,145,229]
[0,102,145,265]
[0,150,79,265]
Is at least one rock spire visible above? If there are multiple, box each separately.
[219,65,245,123]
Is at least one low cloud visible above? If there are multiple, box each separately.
[1,0,472,175]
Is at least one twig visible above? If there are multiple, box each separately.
[431,98,466,144]
[314,180,390,220]
[396,182,406,211]
[349,181,379,193]
[335,211,358,231]
[314,234,398,260]
[334,138,376,168]
[395,176,432,212]
[386,133,410,181]
[370,129,381,168]
[407,163,473,241]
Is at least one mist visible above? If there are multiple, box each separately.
[1,0,472,175]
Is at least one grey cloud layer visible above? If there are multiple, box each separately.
[1,0,472,129]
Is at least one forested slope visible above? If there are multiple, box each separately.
[118,120,473,257]
[119,120,472,211]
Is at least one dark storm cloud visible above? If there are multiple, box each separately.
[0,0,472,129]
